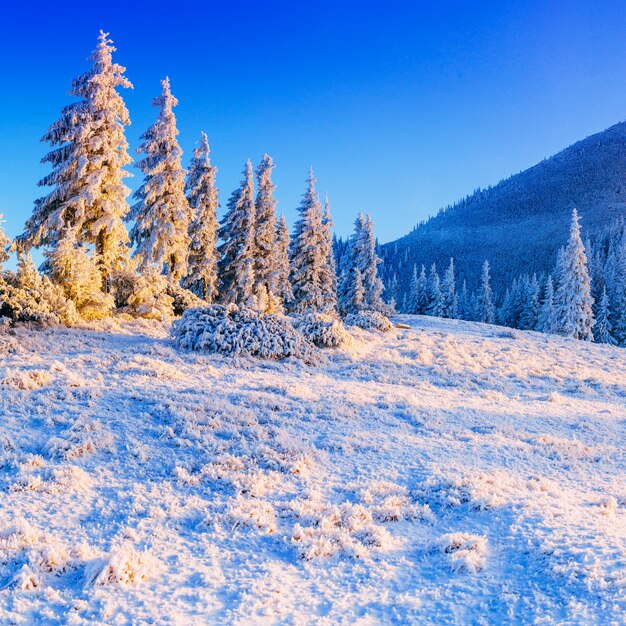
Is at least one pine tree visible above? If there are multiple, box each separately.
[426,264,444,317]
[408,265,420,314]
[290,169,331,313]
[130,78,192,282]
[458,279,470,320]
[274,215,294,307]
[20,31,133,279]
[475,260,495,324]
[441,258,457,318]
[520,273,540,330]
[537,275,557,334]
[594,286,616,345]
[320,196,338,312]
[553,209,595,341]
[252,154,280,312]
[184,132,219,302]
[218,161,256,306]
[610,232,626,345]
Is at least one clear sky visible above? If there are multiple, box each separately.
[2,0,626,245]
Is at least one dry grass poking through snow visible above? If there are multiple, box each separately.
[0,314,625,624]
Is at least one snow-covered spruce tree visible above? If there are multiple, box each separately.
[553,209,595,341]
[218,161,256,306]
[408,265,420,314]
[457,279,470,320]
[475,260,495,324]
[426,264,444,317]
[441,258,457,318]
[252,154,281,313]
[184,132,219,302]
[385,272,399,312]
[537,275,557,334]
[594,286,616,345]
[46,229,114,320]
[20,31,133,280]
[609,231,626,345]
[130,78,192,282]
[290,170,333,313]
[519,273,540,330]
[274,215,294,307]
[320,196,339,312]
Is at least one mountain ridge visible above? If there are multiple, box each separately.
[381,120,626,293]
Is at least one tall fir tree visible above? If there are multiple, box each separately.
[537,275,557,334]
[20,31,133,280]
[130,78,192,282]
[426,264,444,317]
[594,286,616,345]
[441,258,457,318]
[274,215,294,307]
[184,132,219,302]
[475,260,495,324]
[520,273,540,330]
[320,196,339,312]
[218,161,256,306]
[553,209,595,341]
[290,170,332,313]
[252,155,280,313]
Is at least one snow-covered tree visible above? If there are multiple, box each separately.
[594,286,616,345]
[130,78,192,282]
[426,264,444,317]
[252,154,280,313]
[290,170,333,313]
[274,215,294,307]
[441,258,457,318]
[20,31,133,279]
[537,275,557,334]
[184,132,219,302]
[47,229,114,320]
[520,274,540,330]
[475,260,495,324]
[218,161,256,306]
[457,279,470,320]
[320,196,339,312]
[553,209,595,341]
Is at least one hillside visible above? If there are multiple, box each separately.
[1,317,625,623]
[382,121,626,292]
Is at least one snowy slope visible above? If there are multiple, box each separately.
[1,316,625,624]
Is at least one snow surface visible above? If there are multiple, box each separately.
[1,315,625,624]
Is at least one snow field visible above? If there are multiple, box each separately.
[0,314,625,623]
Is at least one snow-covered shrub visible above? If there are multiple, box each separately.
[224,496,277,534]
[172,304,315,360]
[91,543,158,586]
[438,532,487,573]
[0,265,78,327]
[166,282,206,316]
[294,311,352,348]
[46,239,114,321]
[344,310,393,332]
[291,502,395,560]
[111,267,174,319]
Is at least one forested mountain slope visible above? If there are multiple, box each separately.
[382,121,626,291]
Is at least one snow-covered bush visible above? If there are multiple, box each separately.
[344,310,393,332]
[91,543,158,586]
[0,257,78,327]
[294,311,352,348]
[166,282,206,316]
[438,532,487,573]
[172,304,315,360]
[111,267,174,319]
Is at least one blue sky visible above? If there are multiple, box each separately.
[2,0,626,245]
